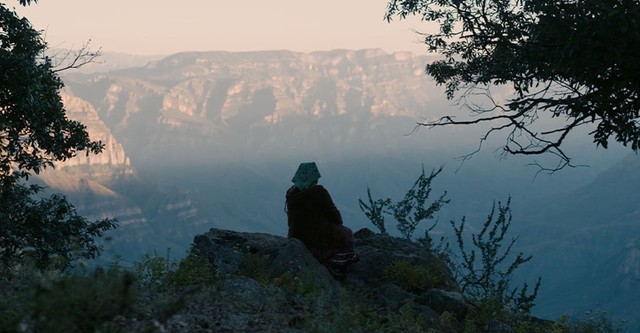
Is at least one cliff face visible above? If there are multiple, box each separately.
[146,49,430,123]
[62,49,443,165]
[37,91,209,260]
[54,92,134,189]
[134,49,428,115]
[59,93,131,168]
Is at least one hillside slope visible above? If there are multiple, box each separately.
[516,154,640,331]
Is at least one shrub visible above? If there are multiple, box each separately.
[358,187,391,235]
[169,248,217,287]
[135,249,176,289]
[135,248,217,289]
[359,166,449,240]
[450,197,540,317]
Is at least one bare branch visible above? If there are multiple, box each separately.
[414,83,594,172]
[48,39,103,73]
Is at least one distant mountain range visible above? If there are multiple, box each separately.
[36,49,638,330]
[59,49,447,166]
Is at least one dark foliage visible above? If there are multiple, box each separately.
[386,0,640,169]
[391,166,449,240]
[358,187,391,235]
[450,197,540,315]
[0,2,115,274]
[0,177,116,272]
[0,4,103,180]
[359,166,449,240]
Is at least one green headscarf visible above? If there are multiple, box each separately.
[291,162,321,190]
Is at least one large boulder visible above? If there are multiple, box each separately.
[192,227,467,320]
[193,228,339,291]
[346,228,458,291]
[343,228,468,323]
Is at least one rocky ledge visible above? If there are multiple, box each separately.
[117,227,547,333]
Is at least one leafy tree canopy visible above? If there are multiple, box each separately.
[0,2,115,273]
[386,0,640,168]
[0,3,103,181]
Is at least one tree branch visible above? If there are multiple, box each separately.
[49,40,103,73]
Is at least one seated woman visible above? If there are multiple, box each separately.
[285,162,358,277]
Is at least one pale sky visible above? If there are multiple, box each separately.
[7,0,434,56]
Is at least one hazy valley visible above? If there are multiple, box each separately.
[37,49,638,330]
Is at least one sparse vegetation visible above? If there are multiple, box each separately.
[359,166,449,240]
[169,248,218,287]
[135,248,217,289]
[360,171,551,332]
[358,187,391,235]
[384,259,449,293]
[135,249,177,289]
[449,197,541,318]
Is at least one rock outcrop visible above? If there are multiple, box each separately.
[59,92,131,170]
[162,227,528,333]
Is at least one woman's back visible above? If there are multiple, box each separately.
[286,184,346,250]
